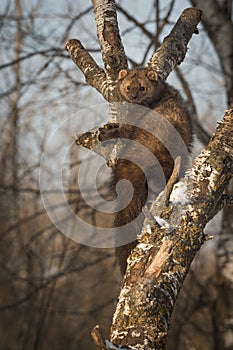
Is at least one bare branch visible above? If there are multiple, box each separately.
[65,39,108,98]
[91,0,128,80]
[147,8,202,79]
[66,0,127,104]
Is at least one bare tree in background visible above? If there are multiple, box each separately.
[168,2,233,349]
[0,1,118,349]
[0,1,232,349]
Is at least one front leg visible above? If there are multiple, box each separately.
[99,123,134,143]
[98,123,121,142]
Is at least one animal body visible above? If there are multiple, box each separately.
[99,68,193,275]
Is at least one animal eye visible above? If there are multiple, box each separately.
[126,85,130,91]
[140,86,145,91]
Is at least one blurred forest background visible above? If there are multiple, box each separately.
[0,0,232,349]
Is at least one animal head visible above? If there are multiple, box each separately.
[118,69,159,105]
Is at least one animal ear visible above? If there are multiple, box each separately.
[118,69,128,80]
[146,70,158,81]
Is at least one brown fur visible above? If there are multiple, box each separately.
[99,68,193,275]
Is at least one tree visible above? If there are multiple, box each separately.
[0,1,232,349]
[65,1,233,349]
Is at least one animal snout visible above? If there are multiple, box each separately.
[130,93,138,100]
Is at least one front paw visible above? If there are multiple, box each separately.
[98,123,120,141]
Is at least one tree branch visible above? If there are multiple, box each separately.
[66,0,128,103]
[91,0,128,80]
[110,108,233,349]
[65,39,108,98]
[147,8,202,79]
